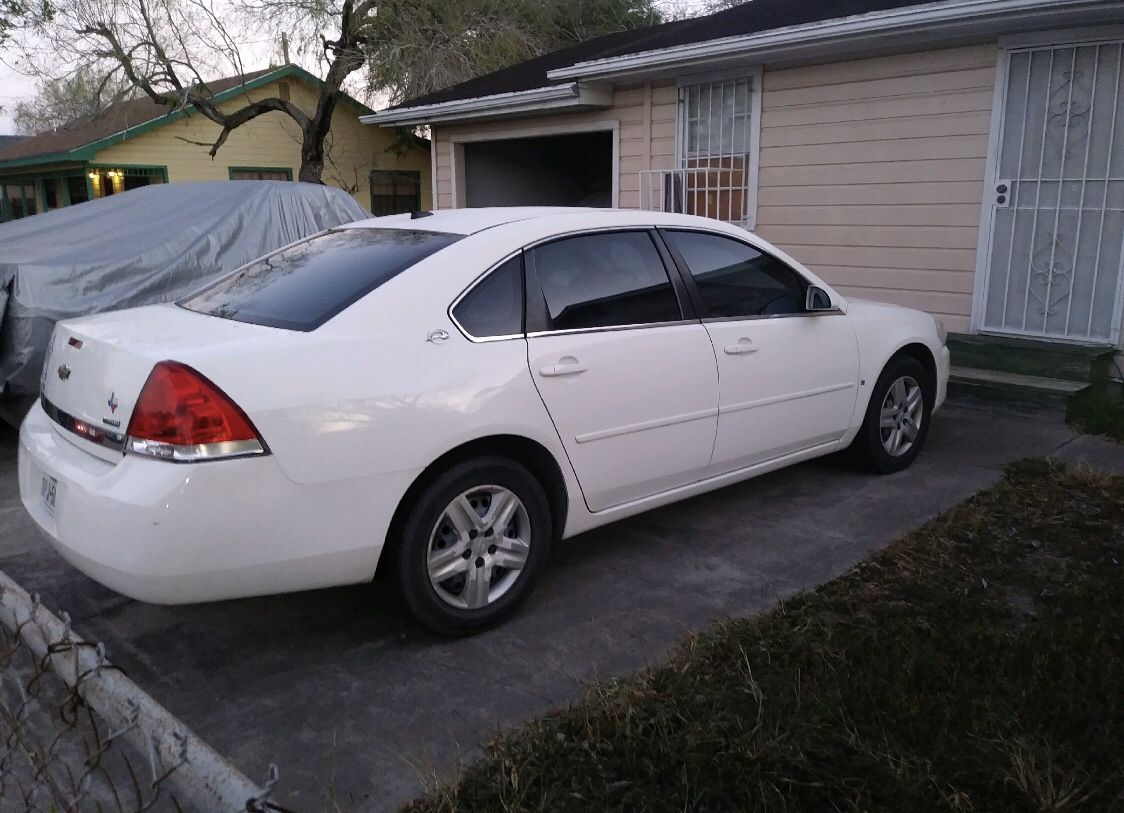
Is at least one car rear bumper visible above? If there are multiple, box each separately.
[18,402,411,604]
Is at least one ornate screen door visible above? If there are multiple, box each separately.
[981,40,1124,344]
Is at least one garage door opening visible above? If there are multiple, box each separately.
[462,131,614,208]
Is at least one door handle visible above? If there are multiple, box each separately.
[724,338,758,355]
[539,360,588,377]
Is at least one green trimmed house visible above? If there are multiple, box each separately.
[0,64,431,221]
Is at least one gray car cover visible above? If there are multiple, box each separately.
[0,181,370,425]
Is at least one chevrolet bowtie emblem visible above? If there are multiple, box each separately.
[57,364,71,381]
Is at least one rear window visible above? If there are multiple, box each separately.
[178,228,462,331]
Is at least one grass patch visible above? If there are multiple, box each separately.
[1068,388,1124,443]
[406,460,1124,812]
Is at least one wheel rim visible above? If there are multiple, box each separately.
[879,375,924,458]
[427,485,531,610]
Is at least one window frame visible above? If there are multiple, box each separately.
[228,166,294,181]
[656,227,839,322]
[448,251,527,343]
[674,66,763,230]
[523,227,697,336]
[370,169,422,216]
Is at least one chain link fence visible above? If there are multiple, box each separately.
[0,571,285,812]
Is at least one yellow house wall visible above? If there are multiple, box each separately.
[94,78,432,211]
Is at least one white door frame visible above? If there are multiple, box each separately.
[448,119,620,209]
[970,26,1124,347]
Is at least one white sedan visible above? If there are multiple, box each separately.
[19,208,949,634]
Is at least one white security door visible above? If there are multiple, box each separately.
[982,41,1124,344]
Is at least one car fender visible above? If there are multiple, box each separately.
[842,299,947,443]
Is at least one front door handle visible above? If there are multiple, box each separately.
[539,357,588,377]
[724,338,758,355]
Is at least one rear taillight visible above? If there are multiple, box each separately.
[125,361,267,462]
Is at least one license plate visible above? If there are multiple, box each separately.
[40,474,58,515]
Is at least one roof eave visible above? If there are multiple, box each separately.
[362,82,613,127]
[0,149,95,170]
[546,0,1118,83]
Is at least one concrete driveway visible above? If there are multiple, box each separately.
[0,398,1118,811]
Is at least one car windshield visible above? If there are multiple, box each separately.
[178,228,462,331]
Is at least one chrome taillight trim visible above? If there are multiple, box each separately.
[125,437,267,463]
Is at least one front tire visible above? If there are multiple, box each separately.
[852,355,933,474]
[395,457,552,635]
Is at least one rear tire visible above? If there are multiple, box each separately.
[394,456,552,635]
[852,355,933,474]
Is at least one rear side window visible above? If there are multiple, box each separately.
[453,255,524,338]
[530,231,681,331]
[662,230,807,318]
[179,228,461,331]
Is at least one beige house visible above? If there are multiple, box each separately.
[0,65,431,221]
[365,0,1124,382]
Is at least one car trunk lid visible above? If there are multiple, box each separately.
[39,304,283,464]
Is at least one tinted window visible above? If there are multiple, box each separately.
[179,228,461,331]
[663,230,807,318]
[532,231,680,331]
[454,256,524,338]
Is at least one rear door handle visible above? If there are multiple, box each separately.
[539,361,588,377]
[724,338,758,355]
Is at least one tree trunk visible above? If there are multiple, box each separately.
[297,92,338,183]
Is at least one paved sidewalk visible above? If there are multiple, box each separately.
[0,399,1119,811]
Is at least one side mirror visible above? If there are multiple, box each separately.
[805,286,833,312]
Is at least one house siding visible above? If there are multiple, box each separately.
[94,79,431,211]
[755,44,998,331]
[428,44,999,331]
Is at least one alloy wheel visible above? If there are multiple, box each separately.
[427,485,531,610]
[879,375,924,458]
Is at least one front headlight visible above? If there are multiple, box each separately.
[934,317,948,346]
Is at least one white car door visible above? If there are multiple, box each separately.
[660,229,860,472]
[525,230,719,512]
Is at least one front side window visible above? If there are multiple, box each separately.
[662,230,806,318]
[531,231,681,331]
[180,228,461,331]
[371,170,421,216]
[453,255,524,338]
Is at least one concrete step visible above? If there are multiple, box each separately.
[947,333,1114,384]
[948,366,1088,409]
[949,366,1090,395]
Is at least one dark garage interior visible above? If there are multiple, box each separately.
[463,130,613,208]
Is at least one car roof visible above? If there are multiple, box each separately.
[341,207,609,236]
[342,206,754,237]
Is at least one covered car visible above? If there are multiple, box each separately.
[0,180,369,424]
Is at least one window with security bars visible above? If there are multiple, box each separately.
[672,74,758,225]
[370,170,422,216]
